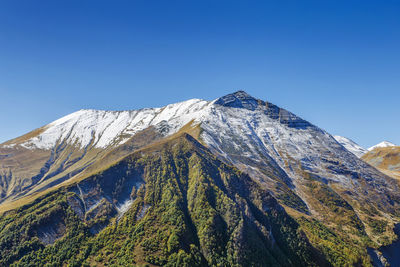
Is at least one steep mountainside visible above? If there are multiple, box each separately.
[1,91,400,266]
[362,146,400,180]
[0,134,325,266]
[333,135,367,158]
[196,92,400,252]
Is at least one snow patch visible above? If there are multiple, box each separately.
[116,198,134,215]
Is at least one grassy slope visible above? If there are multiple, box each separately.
[362,146,400,180]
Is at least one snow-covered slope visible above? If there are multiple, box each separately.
[11,99,210,150]
[368,141,397,151]
[198,93,395,191]
[333,135,367,158]
[0,98,211,203]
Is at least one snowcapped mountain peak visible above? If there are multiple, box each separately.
[368,141,397,151]
[333,135,367,158]
[214,90,260,110]
[214,91,313,130]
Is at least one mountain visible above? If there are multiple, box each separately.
[362,146,400,180]
[333,135,367,158]
[1,90,399,266]
[368,141,397,151]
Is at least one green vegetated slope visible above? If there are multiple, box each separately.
[0,133,375,266]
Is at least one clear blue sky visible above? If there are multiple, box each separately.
[0,0,399,148]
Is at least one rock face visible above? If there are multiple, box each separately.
[215,91,312,128]
[0,91,399,266]
[214,90,261,110]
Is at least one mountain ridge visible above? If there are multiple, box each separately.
[333,135,367,158]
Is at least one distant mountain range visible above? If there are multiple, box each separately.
[0,91,399,266]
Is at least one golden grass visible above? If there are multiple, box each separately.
[2,126,48,145]
[362,146,400,180]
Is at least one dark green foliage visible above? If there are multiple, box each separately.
[298,217,372,267]
[368,218,388,235]
[305,177,368,235]
[275,186,310,214]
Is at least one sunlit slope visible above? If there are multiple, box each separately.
[362,146,400,180]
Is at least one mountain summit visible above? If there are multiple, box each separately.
[215,90,260,110]
[0,91,399,266]
[368,140,397,151]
